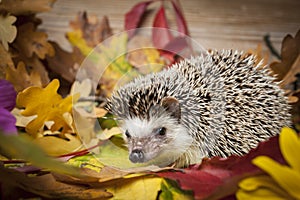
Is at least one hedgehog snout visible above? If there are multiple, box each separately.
[129,149,144,163]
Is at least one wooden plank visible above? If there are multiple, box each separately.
[38,0,300,52]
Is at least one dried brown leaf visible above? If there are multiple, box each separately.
[0,0,56,15]
[0,43,14,79]
[0,166,112,199]
[270,30,300,85]
[280,55,300,88]
[6,61,42,92]
[13,54,50,86]
[46,41,84,83]
[14,22,54,59]
[70,11,113,47]
[0,14,17,50]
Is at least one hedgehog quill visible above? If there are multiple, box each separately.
[106,50,290,167]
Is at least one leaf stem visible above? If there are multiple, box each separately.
[264,34,281,60]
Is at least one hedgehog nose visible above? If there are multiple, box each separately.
[129,149,144,163]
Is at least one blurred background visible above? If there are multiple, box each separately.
[38,0,300,52]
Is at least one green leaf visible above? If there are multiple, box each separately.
[96,135,146,169]
[159,179,194,200]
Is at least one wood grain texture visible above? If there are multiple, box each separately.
[37,0,300,52]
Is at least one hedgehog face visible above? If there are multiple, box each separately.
[120,97,193,166]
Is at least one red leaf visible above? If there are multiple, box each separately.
[157,135,286,199]
[125,1,153,38]
[171,0,189,36]
[163,36,189,54]
[159,36,189,64]
[152,5,174,49]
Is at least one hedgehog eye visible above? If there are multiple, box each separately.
[156,127,166,136]
[125,130,131,138]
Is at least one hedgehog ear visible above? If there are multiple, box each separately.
[161,97,181,121]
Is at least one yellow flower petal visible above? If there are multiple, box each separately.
[238,175,293,198]
[237,187,289,200]
[280,127,300,172]
[253,156,300,199]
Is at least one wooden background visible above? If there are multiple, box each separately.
[38,0,300,54]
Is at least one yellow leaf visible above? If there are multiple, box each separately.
[98,127,121,140]
[16,79,79,136]
[0,14,17,50]
[106,176,162,200]
[68,155,104,173]
[94,107,108,118]
[66,30,93,56]
[98,33,134,96]
[127,35,165,73]
[72,106,97,146]
[279,127,300,172]
[33,133,83,156]
[253,156,300,199]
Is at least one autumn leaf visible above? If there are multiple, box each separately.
[6,61,42,92]
[98,127,122,140]
[127,35,165,73]
[16,79,79,136]
[106,176,163,200]
[33,133,83,156]
[270,29,300,85]
[159,179,194,200]
[0,0,56,15]
[0,43,14,79]
[67,30,94,56]
[14,22,54,59]
[0,14,17,50]
[67,154,104,173]
[70,79,93,99]
[70,11,113,48]
[46,41,84,83]
[171,0,189,36]
[72,106,98,148]
[0,133,79,176]
[13,54,50,86]
[157,134,286,200]
[152,5,174,50]
[0,166,111,199]
[124,1,153,38]
[79,32,133,96]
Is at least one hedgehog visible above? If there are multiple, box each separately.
[106,50,291,167]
